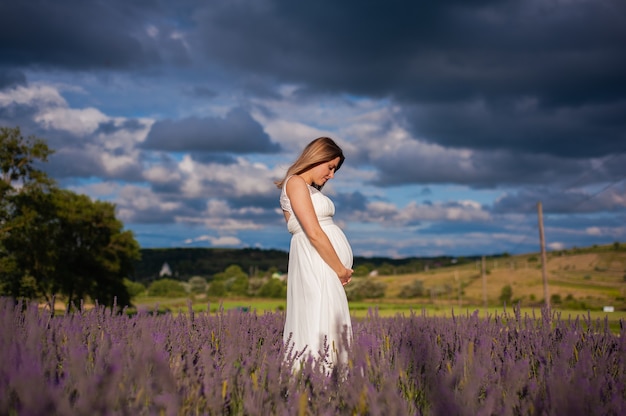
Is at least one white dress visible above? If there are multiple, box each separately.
[280,176,353,366]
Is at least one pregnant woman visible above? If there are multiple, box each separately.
[276,137,353,368]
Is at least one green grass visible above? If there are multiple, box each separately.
[131,296,625,333]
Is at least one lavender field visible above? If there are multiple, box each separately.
[1,298,624,415]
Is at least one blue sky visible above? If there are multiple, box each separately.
[1,0,625,258]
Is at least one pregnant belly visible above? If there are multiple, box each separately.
[325,226,353,268]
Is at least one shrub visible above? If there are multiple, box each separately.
[228,275,249,296]
[398,280,425,298]
[499,285,513,305]
[246,277,266,295]
[207,281,226,297]
[188,276,207,294]
[213,265,247,281]
[124,279,146,298]
[353,265,371,277]
[346,279,386,301]
[258,278,287,298]
[377,263,395,276]
[551,294,562,305]
[147,278,186,298]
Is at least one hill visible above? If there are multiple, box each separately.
[132,244,625,311]
[369,243,626,310]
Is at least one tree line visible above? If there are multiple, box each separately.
[133,247,476,282]
[0,126,139,310]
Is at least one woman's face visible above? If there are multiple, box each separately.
[307,156,341,187]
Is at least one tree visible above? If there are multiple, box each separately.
[1,126,56,301]
[499,285,513,305]
[0,126,54,200]
[0,126,140,309]
[3,188,140,308]
[1,188,61,302]
[52,189,140,307]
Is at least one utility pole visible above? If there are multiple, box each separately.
[537,202,550,309]
[482,256,487,313]
[455,271,461,308]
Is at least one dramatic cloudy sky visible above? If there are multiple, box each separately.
[1,0,625,258]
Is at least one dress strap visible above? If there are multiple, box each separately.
[280,176,294,213]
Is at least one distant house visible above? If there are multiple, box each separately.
[159,262,172,277]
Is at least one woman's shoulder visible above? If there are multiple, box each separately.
[285,175,318,199]
[285,174,307,189]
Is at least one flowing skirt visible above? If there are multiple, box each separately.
[283,223,353,366]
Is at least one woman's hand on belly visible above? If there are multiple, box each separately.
[337,267,353,286]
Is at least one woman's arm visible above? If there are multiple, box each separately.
[286,175,352,285]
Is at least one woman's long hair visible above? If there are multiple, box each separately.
[275,137,345,190]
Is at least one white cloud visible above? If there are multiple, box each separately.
[114,185,182,221]
[177,155,276,198]
[100,151,140,175]
[143,165,182,183]
[586,227,602,236]
[0,84,66,107]
[548,242,566,250]
[184,235,242,246]
[352,199,491,225]
[177,216,262,231]
[35,107,107,136]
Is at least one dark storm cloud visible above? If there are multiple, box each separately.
[0,69,26,89]
[333,191,369,212]
[194,0,625,97]
[417,221,507,236]
[544,213,626,232]
[189,153,237,165]
[0,0,187,70]
[0,102,36,129]
[401,100,626,158]
[492,183,626,214]
[373,147,596,188]
[122,205,182,224]
[142,108,281,153]
[5,0,623,161]
[229,194,278,211]
[95,119,146,135]
[183,86,219,99]
[194,0,626,157]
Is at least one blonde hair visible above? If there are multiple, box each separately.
[275,137,345,190]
